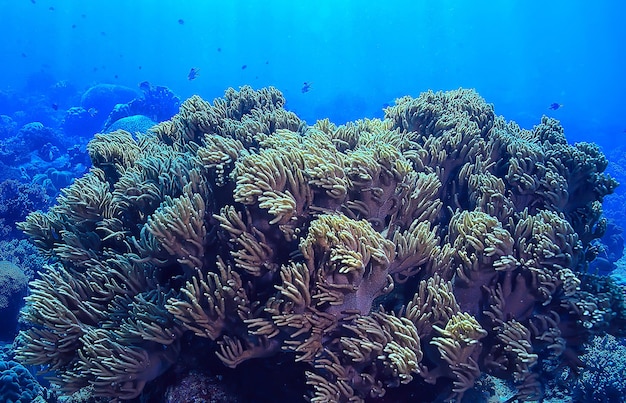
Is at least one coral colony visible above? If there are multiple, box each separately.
[15,87,626,401]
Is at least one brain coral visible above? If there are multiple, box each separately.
[15,86,626,402]
[0,360,43,402]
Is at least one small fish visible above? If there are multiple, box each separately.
[48,6,54,11]
[21,52,27,58]
[81,14,86,18]
[139,81,151,91]
[178,19,184,25]
[241,64,247,70]
[188,67,200,80]
[100,31,106,36]
[30,0,36,4]
[301,82,312,93]
[138,65,142,70]
[548,103,563,110]
[114,74,118,79]
[51,103,59,110]
[71,24,76,29]
[217,47,221,52]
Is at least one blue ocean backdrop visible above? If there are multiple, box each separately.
[3,1,625,140]
[0,1,625,402]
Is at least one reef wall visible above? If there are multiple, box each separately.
[15,86,626,401]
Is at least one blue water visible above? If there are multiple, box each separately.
[1,1,626,402]
[2,0,624,142]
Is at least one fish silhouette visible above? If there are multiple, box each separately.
[188,67,200,80]
[548,103,563,110]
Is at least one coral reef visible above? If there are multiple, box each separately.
[67,83,178,137]
[103,82,180,129]
[66,145,90,167]
[0,122,63,165]
[48,80,80,109]
[0,360,44,402]
[80,84,138,118]
[0,261,27,309]
[0,179,51,239]
[15,86,625,402]
[0,261,28,341]
[104,115,156,135]
[0,238,47,280]
[588,221,624,277]
[572,334,626,402]
[161,371,243,402]
[133,82,180,122]
[62,107,101,138]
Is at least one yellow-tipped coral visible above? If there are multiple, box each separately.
[14,86,624,402]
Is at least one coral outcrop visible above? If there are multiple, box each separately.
[0,360,44,402]
[103,82,180,130]
[0,179,50,239]
[15,86,625,401]
[104,115,156,135]
[0,261,29,341]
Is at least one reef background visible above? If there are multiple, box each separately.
[0,1,626,402]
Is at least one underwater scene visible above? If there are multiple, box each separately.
[0,1,625,402]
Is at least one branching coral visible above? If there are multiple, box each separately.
[573,334,626,402]
[15,86,624,402]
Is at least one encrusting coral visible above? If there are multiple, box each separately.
[15,86,626,402]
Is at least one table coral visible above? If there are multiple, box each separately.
[15,86,626,402]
